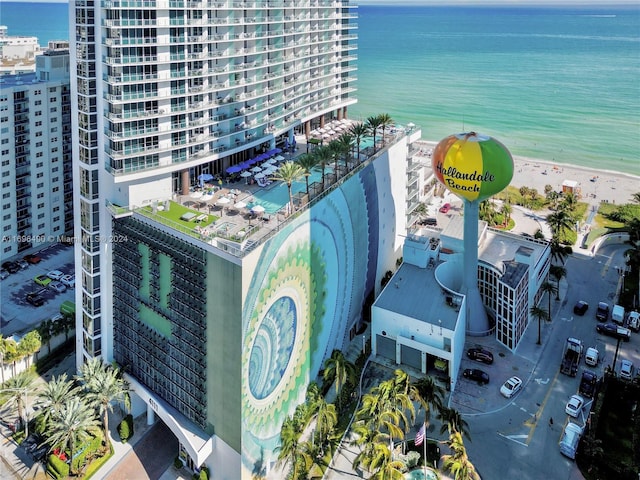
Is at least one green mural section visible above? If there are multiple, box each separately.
[139,304,172,339]
[206,253,242,452]
[138,243,150,300]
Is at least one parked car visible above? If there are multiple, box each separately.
[60,274,75,288]
[573,300,589,316]
[439,203,451,214]
[1,261,20,274]
[17,259,29,270]
[628,311,640,332]
[620,360,634,380]
[500,376,522,398]
[463,368,489,385]
[596,323,631,342]
[34,274,52,287]
[23,253,42,264]
[565,394,584,418]
[47,270,65,281]
[0,269,9,280]
[26,292,45,307]
[418,217,438,226]
[595,302,609,321]
[559,423,583,460]
[49,281,67,293]
[466,347,494,364]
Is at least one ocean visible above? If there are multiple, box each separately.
[1,2,639,175]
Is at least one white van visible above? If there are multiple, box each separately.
[559,422,583,460]
[611,304,625,325]
[585,347,599,367]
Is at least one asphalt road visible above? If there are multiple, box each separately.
[463,243,638,480]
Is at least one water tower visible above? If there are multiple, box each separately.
[432,132,513,335]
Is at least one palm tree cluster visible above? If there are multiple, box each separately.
[276,350,357,480]
[2,358,131,476]
[276,382,337,480]
[0,332,42,382]
[272,114,394,216]
[349,370,479,479]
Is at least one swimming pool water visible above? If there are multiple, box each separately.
[249,168,331,214]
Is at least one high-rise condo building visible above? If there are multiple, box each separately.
[0,43,73,257]
[69,2,404,478]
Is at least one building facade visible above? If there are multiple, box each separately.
[0,45,73,258]
[70,1,372,477]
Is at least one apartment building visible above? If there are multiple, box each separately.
[69,1,365,477]
[0,43,72,258]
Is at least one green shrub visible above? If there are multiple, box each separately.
[198,466,210,480]
[174,456,184,469]
[118,414,134,443]
[47,453,70,479]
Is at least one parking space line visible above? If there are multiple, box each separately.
[526,367,561,444]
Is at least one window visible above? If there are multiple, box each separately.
[35,121,42,126]
[35,100,42,106]
[38,213,45,219]
[37,182,44,188]
[36,141,43,147]
[38,203,45,209]
[36,162,43,168]
[36,131,43,137]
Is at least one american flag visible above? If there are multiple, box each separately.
[415,424,426,446]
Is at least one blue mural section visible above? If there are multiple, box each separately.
[240,164,381,474]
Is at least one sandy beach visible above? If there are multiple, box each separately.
[417,140,640,207]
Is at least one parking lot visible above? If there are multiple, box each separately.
[1,243,75,337]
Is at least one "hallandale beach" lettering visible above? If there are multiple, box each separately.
[436,164,496,192]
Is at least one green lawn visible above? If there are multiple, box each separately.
[138,201,218,238]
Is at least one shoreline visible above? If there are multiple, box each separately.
[417,139,639,206]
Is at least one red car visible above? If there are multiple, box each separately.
[24,254,42,264]
[439,203,451,214]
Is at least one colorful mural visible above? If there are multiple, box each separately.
[241,165,380,473]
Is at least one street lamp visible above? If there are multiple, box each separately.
[615,265,629,300]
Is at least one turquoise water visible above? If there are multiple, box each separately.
[352,5,640,175]
[3,3,638,174]
[404,468,439,480]
[249,168,331,214]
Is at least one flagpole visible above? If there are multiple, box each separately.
[423,421,427,477]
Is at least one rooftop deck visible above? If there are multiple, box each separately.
[109,124,416,257]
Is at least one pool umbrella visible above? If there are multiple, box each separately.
[190,191,203,199]
[274,155,285,161]
[254,172,266,179]
[216,196,231,206]
[251,166,262,173]
[234,201,247,210]
[251,205,265,214]
[226,165,242,174]
[240,171,253,178]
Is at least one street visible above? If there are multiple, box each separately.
[463,243,638,480]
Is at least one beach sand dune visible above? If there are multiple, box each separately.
[418,140,639,207]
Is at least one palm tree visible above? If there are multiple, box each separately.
[276,416,304,480]
[530,305,549,345]
[501,201,512,227]
[81,361,130,451]
[546,210,574,240]
[323,349,356,411]
[295,153,319,197]
[351,423,387,472]
[549,237,573,265]
[365,115,384,152]
[37,320,53,355]
[333,133,354,172]
[377,113,394,145]
[37,373,80,428]
[44,397,99,476]
[540,281,557,322]
[349,122,368,163]
[631,192,640,204]
[442,432,480,480]
[313,145,333,191]
[327,140,344,178]
[270,161,305,215]
[18,331,41,367]
[368,442,405,480]
[549,265,567,299]
[560,192,579,213]
[438,407,471,440]
[310,397,337,451]
[1,373,37,431]
[412,376,445,422]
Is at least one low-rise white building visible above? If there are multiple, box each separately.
[372,215,550,386]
